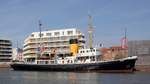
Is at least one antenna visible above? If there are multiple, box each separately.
[88,14,94,48]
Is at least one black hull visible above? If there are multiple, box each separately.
[11,58,137,72]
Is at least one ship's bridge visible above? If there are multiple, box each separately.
[77,48,101,57]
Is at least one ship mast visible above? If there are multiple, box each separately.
[121,28,127,48]
[121,28,128,58]
[88,15,94,48]
[39,20,42,57]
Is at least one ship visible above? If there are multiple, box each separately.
[11,46,137,72]
[10,16,138,72]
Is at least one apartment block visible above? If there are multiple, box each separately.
[128,40,150,65]
[23,28,86,62]
[0,38,12,63]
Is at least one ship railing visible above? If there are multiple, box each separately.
[76,58,98,64]
[25,61,36,64]
[36,60,55,64]
[117,56,138,62]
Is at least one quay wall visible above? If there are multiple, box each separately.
[0,63,10,68]
[135,56,150,72]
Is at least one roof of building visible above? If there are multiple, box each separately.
[0,36,11,40]
[33,28,78,33]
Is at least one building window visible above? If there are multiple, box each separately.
[39,33,44,37]
[83,51,84,53]
[76,30,81,34]
[31,34,34,37]
[62,32,64,35]
[46,33,51,36]
[67,31,73,35]
[54,32,60,36]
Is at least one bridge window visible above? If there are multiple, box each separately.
[83,51,84,53]
[46,33,51,36]
[31,34,34,37]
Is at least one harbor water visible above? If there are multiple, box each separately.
[0,68,150,84]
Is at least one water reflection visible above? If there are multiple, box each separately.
[68,73,76,84]
[0,69,150,84]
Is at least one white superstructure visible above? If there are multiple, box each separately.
[23,28,86,62]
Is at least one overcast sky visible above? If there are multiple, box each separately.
[0,0,150,48]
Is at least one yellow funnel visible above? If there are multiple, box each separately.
[69,39,78,56]
[70,44,78,56]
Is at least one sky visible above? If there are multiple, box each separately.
[0,0,150,48]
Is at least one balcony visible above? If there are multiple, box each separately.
[0,49,12,52]
[0,57,12,59]
[0,53,12,56]
[23,50,37,54]
[23,55,37,59]
[23,45,37,50]
[0,46,12,48]
[0,42,12,45]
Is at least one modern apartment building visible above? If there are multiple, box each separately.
[0,38,12,63]
[128,40,150,65]
[23,28,86,62]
